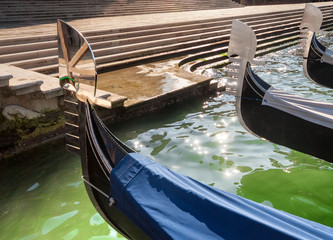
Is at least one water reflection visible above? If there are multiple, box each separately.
[109,33,333,227]
[0,141,126,240]
[41,210,78,235]
[237,167,333,225]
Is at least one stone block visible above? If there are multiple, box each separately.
[0,72,12,87]
[9,79,43,95]
[2,105,43,120]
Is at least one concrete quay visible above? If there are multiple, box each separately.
[1,2,333,158]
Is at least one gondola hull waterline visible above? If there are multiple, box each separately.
[241,64,333,161]
[229,19,333,162]
[304,35,333,88]
[59,19,333,239]
[299,3,333,89]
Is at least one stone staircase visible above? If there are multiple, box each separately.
[1,5,333,78]
[180,5,333,73]
[241,0,331,6]
[0,0,243,27]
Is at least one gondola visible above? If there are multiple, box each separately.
[58,19,333,239]
[228,19,333,162]
[299,3,333,89]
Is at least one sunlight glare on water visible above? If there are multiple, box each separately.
[1,33,333,240]
[112,32,333,227]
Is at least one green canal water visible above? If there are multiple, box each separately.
[1,35,333,239]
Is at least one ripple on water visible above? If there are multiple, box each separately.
[90,213,105,226]
[111,34,333,227]
[41,210,78,235]
[63,229,79,240]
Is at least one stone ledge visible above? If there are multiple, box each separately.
[0,72,13,87]
[9,78,43,95]
[0,64,63,97]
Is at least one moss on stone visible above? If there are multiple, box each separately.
[21,120,64,140]
[0,110,64,151]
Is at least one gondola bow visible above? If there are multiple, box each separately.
[228,19,333,162]
[299,3,333,89]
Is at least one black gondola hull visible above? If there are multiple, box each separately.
[304,36,333,89]
[239,65,333,162]
[78,101,151,240]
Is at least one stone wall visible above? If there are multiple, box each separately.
[0,64,64,158]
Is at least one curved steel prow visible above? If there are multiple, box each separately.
[227,20,257,135]
[58,19,111,108]
[298,4,323,57]
[228,19,257,64]
[227,19,257,93]
[300,3,323,34]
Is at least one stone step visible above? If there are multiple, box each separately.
[28,64,59,75]
[0,35,57,47]
[2,4,236,16]
[1,5,331,48]
[1,0,241,8]
[9,78,43,96]
[89,14,307,51]
[188,23,333,72]
[193,38,300,72]
[1,5,333,77]
[1,1,238,11]
[1,11,318,67]
[93,18,325,65]
[0,0,243,25]
[0,70,13,88]
[8,55,57,69]
[179,19,306,68]
[0,7,305,47]
[0,10,300,55]
[0,48,57,63]
[0,65,42,96]
[0,40,57,55]
[0,7,183,20]
[184,29,300,71]
[81,7,321,37]
[26,15,333,75]
[0,64,62,98]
